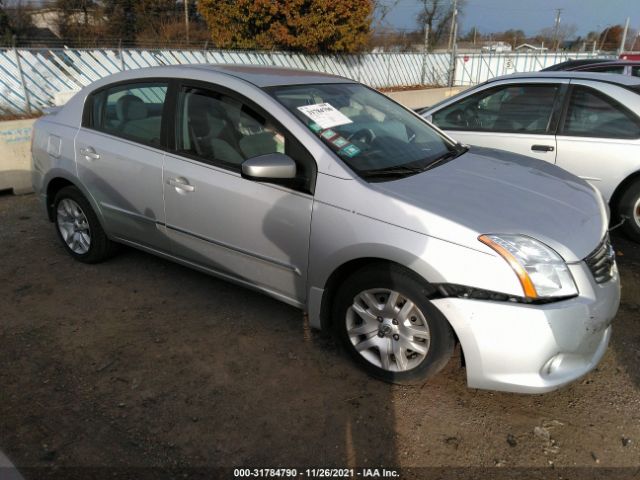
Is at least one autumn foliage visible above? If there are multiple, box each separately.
[197,0,374,53]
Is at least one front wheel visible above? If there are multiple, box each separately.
[333,264,455,384]
[618,180,640,243]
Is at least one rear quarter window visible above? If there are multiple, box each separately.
[84,82,168,147]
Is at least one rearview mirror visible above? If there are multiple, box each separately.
[241,153,297,180]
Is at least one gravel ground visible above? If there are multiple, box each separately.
[1,193,639,480]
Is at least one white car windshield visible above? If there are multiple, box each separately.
[269,83,462,180]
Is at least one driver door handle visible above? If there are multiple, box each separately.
[531,144,554,152]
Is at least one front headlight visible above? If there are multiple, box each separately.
[479,234,578,300]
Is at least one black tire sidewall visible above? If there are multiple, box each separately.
[53,186,112,263]
[618,181,640,242]
[333,264,455,384]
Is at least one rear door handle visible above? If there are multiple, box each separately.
[167,177,196,193]
[79,147,100,160]
[531,144,554,152]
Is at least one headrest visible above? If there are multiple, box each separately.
[116,95,148,122]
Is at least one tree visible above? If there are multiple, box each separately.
[415,0,465,50]
[496,29,525,48]
[102,0,137,45]
[539,23,577,50]
[0,0,13,45]
[56,0,98,46]
[197,0,374,53]
[599,24,624,51]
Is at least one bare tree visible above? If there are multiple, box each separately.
[539,23,577,50]
[416,0,464,50]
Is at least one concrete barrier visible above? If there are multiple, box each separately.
[0,118,36,194]
[386,86,468,110]
[0,87,467,194]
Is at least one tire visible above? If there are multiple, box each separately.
[618,180,640,243]
[332,264,455,385]
[53,186,116,263]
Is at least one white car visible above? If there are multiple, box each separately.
[421,72,640,242]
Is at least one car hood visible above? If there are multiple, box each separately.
[372,147,607,262]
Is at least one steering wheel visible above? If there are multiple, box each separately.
[347,128,375,144]
[463,107,481,128]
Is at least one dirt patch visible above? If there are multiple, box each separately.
[1,194,639,479]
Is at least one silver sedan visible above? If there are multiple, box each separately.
[420,72,640,242]
[31,65,619,393]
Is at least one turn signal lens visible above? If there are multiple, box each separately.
[479,235,538,299]
[478,234,578,300]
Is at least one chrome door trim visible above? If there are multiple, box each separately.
[164,223,302,276]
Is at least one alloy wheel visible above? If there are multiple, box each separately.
[56,198,91,255]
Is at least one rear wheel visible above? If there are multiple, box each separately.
[333,264,455,384]
[618,180,640,243]
[53,186,116,263]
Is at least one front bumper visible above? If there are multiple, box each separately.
[432,262,620,394]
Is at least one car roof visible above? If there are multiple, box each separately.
[134,64,353,87]
[540,58,613,71]
[572,60,640,69]
[488,71,640,86]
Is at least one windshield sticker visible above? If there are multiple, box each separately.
[339,144,361,158]
[308,122,323,133]
[297,103,353,129]
[331,136,349,148]
[320,129,337,140]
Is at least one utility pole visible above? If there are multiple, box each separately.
[552,8,563,51]
[184,0,190,44]
[424,23,430,52]
[420,24,430,84]
[448,0,458,51]
[619,17,630,55]
[448,0,458,87]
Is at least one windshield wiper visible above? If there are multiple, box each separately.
[421,144,469,172]
[360,165,427,180]
[362,144,469,181]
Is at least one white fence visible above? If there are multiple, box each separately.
[0,48,611,114]
[454,51,616,86]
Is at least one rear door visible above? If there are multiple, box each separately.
[554,80,640,201]
[75,80,171,252]
[162,82,316,306]
[429,80,567,163]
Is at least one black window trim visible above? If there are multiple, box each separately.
[557,83,640,140]
[433,81,567,136]
[82,77,174,150]
[169,79,318,195]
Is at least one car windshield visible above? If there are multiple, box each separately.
[268,83,460,180]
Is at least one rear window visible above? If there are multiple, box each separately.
[562,86,640,139]
[86,82,168,147]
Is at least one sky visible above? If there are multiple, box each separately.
[382,0,639,37]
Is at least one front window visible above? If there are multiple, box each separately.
[269,83,460,181]
[431,84,559,134]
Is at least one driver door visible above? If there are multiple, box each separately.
[430,80,566,163]
[162,83,316,306]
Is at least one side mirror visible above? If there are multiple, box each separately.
[241,153,297,180]
[423,113,433,123]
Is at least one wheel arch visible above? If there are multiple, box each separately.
[609,170,640,218]
[44,172,102,226]
[318,257,438,332]
[46,177,76,221]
